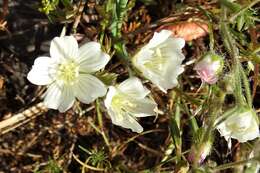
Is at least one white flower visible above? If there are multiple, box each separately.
[132,30,185,93]
[27,36,110,112]
[104,77,157,133]
[216,107,259,143]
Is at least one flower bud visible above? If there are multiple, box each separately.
[194,52,224,84]
[188,140,212,165]
[188,128,213,165]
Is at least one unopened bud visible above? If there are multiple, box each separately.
[188,140,212,165]
[194,52,224,84]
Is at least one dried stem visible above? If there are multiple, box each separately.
[72,0,86,34]
[0,102,48,135]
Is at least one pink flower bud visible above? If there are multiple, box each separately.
[194,53,224,84]
[188,141,212,165]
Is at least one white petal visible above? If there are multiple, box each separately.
[231,116,259,142]
[217,123,231,139]
[74,74,107,104]
[44,83,62,110]
[140,51,184,92]
[44,83,75,112]
[133,36,185,92]
[132,48,153,70]
[104,86,117,109]
[77,41,110,73]
[131,98,157,117]
[58,85,75,112]
[27,56,55,85]
[147,30,173,49]
[108,109,143,133]
[119,115,144,133]
[162,47,185,63]
[77,42,100,61]
[217,109,259,143]
[164,37,185,50]
[157,52,184,90]
[118,77,150,98]
[50,36,78,61]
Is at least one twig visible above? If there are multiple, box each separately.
[134,140,163,156]
[116,129,164,154]
[0,102,48,135]
[72,0,86,34]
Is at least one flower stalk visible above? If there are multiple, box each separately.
[212,155,260,172]
[220,2,245,106]
[170,96,182,161]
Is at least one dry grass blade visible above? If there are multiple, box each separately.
[72,154,105,172]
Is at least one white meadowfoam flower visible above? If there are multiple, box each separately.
[217,107,259,143]
[27,36,110,112]
[104,77,157,133]
[132,30,185,93]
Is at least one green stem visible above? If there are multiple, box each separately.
[88,120,110,150]
[170,98,182,161]
[190,118,199,133]
[175,99,181,128]
[173,88,201,106]
[219,0,240,12]
[213,156,260,172]
[196,5,215,51]
[220,5,244,105]
[208,23,215,51]
[96,99,103,129]
[202,87,217,142]
[234,60,244,105]
[228,0,260,22]
[181,99,199,132]
[239,64,252,106]
[160,150,190,165]
[95,100,111,149]
[253,46,260,54]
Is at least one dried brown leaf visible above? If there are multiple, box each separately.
[158,22,209,41]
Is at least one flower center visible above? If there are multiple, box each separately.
[227,120,250,133]
[57,60,79,85]
[111,94,137,120]
[144,48,167,74]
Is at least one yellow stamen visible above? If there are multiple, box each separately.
[144,48,167,75]
[111,94,137,120]
[57,60,79,85]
